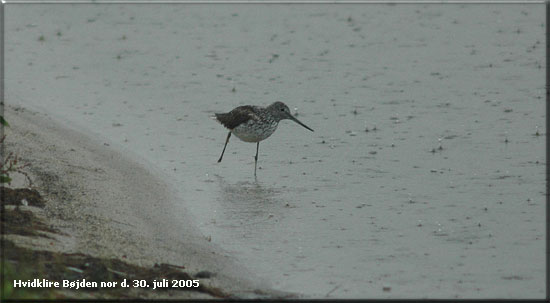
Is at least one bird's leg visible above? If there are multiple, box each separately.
[218,132,231,163]
[254,142,259,176]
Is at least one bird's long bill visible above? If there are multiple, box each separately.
[288,114,314,132]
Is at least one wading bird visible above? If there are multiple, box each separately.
[213,101,314,176]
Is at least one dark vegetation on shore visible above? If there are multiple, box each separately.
[1,114,226,299]
[1,187,226,300]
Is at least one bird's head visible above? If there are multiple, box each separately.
[268,101,314,132]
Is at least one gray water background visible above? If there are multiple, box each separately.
[6,3,545,298]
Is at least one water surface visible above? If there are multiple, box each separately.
[6,3,545,298]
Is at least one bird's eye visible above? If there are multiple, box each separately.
[281,108,285,111]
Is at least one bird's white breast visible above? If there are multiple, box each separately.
[232,120,278,142]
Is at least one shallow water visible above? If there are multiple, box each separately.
[6,3,545,298]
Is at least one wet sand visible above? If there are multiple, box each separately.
[2,105,293,299]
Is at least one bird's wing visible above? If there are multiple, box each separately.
[214,105,259,130]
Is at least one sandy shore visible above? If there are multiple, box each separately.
[2,104,293,299]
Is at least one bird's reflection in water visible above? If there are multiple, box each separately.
[213,175,283,227]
